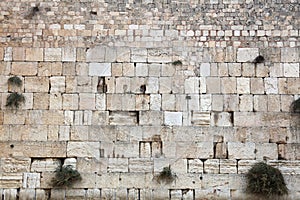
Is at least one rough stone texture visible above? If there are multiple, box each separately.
[0,0,299,199]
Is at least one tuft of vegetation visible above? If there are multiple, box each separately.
[51,165,82,188]
[7,76,22,87]
[246,162,288,197]
[253,55,265,64]
[290,98,300,114]
[6,92,25,109]
[172,60,182,66]
[157,166,175,184]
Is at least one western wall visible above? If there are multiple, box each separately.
[0,0,299,199]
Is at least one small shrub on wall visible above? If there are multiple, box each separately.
[51,165,82,188]
[6,92,25,109]
[246,162,288,197]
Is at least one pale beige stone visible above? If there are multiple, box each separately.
[25,77,49,92]
[108,158,128,172]
[67,142,100,158]
[11,62,37,75]
[228,142,255,159]
[33,93,49,109]
[221,77,236,94]
[63,94,79,110]
[12,47,25,61]
[79,93,95,110]
[25,48,43,61]
[31,158,61,172]
[44,48,62,61]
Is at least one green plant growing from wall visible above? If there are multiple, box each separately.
[6,92,25,109]
[246,162,288,197]
[156,166,176,184]
[290,98,300,114]
[7,76,22,87]
[51,165,82,188]
[172,60,182,66]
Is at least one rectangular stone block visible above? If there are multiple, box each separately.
[11,62,37,75]
[31,158,61,172]
[25,77,49,92]
[25,48,43,61]
[237,48,259,62]
[89,63,111,76]
[67,142,100,158]
[62,47,76,62]
[86,46,105,62]
[228,142,255,159]
[108,158,128,173]
[129,158,153,172]
[44,48,62,61]
[281,48,299,62]
[23,173,40,188]
[191,112,211,126]
[131,48,147,62]
[164,111,183,126]
[220,159,237,174]
[109,111,138,125]
[204,159,220,174]
[0,142,66,157]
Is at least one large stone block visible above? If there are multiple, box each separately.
[228,142,255,159]
[31,158,61,172]
[237,48,259,62]
[44,48,62,61]
[89,63,111,76]
[164,111,182,126]
[11,62,37,75]
[86,46,105,62]
[281,48,299,62]
[67,142,100,158]
[25,77,49,92]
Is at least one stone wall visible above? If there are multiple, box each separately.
[0,0,299,199]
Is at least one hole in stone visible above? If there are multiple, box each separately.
[253,55,265,64]
[90,11,97,15]
[10,144,14,148]
[140,85,146,94]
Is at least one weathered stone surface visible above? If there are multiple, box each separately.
[67,142,100,158]
[11,62,37,75]
[237,48,259,62]
[89,63,111,76]
[31,158,61,172]
[228,142,255,159]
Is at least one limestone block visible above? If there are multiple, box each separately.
[19,189,36,200]
[86,189,101,198]
[33,93,49,109]
[184,77,199,94]
[62,94,78,110]
[145,77,158,93]
[236,78,250,94]
[89,63,111,76]
[228,63,241,77]
[140,142,151,158]
[215,143,227,159]
[253,95,267,111]
[200,94,211,111]
[281,48,299,62]
[159,77,172,93]
[86,46,105,62]
[164,111,182,126]
[38,62,62,76]
[201,174,231,191]
[105,47,117,62]
[79,93,95,110]
[220,159,237,174]
[0,48,3,61]
[268,160,300,175]
[135,63,148,76]
[161,63,175,76]
[49,94,62,110]
[221,77,236,94]
[116,47,130,62]
[162,94,176,111]
[11,62,37,75]
[0,157,31,175]
[2,189,18,199]
[135,94,150,110]
[23,173,40,188]
[4,47,12,61]
[200,63,210,76]
[0,176,22,188]
[31,158,61,172]
[170,190,182,200]
[283,63,299,77]
[250,78,264,94]
[267,95,280,111]
[50,189,66,199]
[237,160,257,174]
[62,47,76,62]
[25,48,43,61]
[67,142,100,158]
[44,48,62,61]
[264,78,278,94]
[211,95,223,111]
[58,125,70,141]
[235,127,270,143]
[239,95,253,112]
[175,95,187,111]
[237,48,259,62]
[176,142,214,159]
[151,189,169,200]
[139,111,162,126]
[256,63,269,77]
[129,158,153,172]
[3,110,26,124]
[206,77,220,94]
[12,48,25,61]
[255,143,278,160]
[211,112,233,127]
[191,112,210,126]
[150,94,161,111]
[27,110,64,125]
[284,144,300,160]
[131,48,147,62]
[114,142,139,158]
[228,142,255,159]
[25,77,49,92]
[148,48,171,63]
[50,76,65,93]
[122,63,134,76]
[109,111,138,125]
[108,158,128,172]
[204,159,220,174]
[241,63,255,77]
[66,189,86,198]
